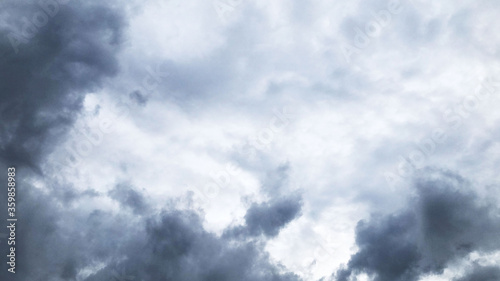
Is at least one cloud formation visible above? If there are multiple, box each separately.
[1,0,500,280]
[0,175,303,280]
[454,265,500,281]
[224,195,303,239]
[108,182,148,215]
[84,208,302,281]
[335,170,500,281]
[0,0,124,169]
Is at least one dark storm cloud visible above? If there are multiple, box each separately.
[0,176,137,280]
[224,195,303,239]
[0,0,127,279]
[0,170,302,280]
[0,0,125,169]
[454,265,500,281]
[83,208,302,281]
[108,182,148,215]
[335,169,500,281]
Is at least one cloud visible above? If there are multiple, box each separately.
[128,90,148,106]
[1,0,500,280]
[83,208,302,281]
[224,195,303,239]
[335,169,500,281]
[0,0,125,170]
[261,163,291,197]
[108,182,148,215]
[454,265,500,281]
[0,177,137,280]
[0,0,127,278]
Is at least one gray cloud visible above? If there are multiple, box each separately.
[0,0,127,279]
[261,163,291,198]
[224,195,303,239]
[454,265,500,281]
[0,175,135,280]
[0,0,125,170]
[108,182,148,215]
[0,172,303,281]
[0,2,306,275]
[335,169,500,281]
[1,1,499,280]
[129,90,148,106]
[83,208,302,281]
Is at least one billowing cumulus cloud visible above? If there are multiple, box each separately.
[0,0,126,278]
[0,174,303,280]
[335,169,500,281]
[0,0,124,169]
[84,208,302,281]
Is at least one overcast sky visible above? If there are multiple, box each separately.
[1,0,500,280]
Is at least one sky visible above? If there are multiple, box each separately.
[0,0,500,280]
